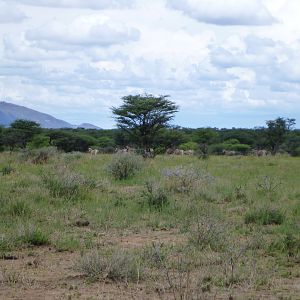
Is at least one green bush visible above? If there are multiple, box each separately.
[179,141,198,151]
[227,144,251,154]
[107,153,143,180]
[142,181,169,210]
[1,165,14,175]
[17,225,49,246]
[42,167,93,200]
[245,207,285,225]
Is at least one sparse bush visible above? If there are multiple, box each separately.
[142,180,169,210]
[62,151,83,162]
[17,224,49,246]
[163,166,213,193]
[256,175,282,200]
[8,200,31,217]
[1,165,14,175]
[269,233,300,257]
[75,249,142,282]
[245,207,285,225]
[18,147,57,164]
[42,167,93,200]
[54,236,80,252]
[107,153,143,180]
[142,242,167,268]
[188,216,228,251]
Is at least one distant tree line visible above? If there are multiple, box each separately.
[1,117,299,156]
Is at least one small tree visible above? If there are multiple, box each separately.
[10,119,42,148]
[112,94,178,148]
[266,117,296,155]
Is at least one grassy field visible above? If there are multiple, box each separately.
[0,149,299,299]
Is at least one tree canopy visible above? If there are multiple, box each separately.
[112,94,178,148]
[266,117,296,154]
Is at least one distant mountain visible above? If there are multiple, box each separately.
[78,123,101,130]
[0,101,100,129]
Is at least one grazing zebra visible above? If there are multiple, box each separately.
[88,148,99,155]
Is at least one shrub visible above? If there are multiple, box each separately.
[54,236,80,252]
[17,224,49,246]
[42,167,93,200]
[179,142,198,151]
[256,175,282,200]
[227,144,251,154]
[245,207,285,225]
[1,165,14,175]
[107,153,143,180]
[18,147,57,164]
[8,200,32,217]
[163,166,213,193]
[188,216,228,251]
[142,180,169,210]
[75,249,142,282]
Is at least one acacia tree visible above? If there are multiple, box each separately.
[112,94,178,148]
[4,119,42,150]
[266,117,296,154]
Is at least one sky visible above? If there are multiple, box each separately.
[0,0,299,129]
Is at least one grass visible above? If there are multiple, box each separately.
[0,151,299,298]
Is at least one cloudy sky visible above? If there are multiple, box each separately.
[0,0,299,128]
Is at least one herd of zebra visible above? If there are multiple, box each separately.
[88,147,269,157]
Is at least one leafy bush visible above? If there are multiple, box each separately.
[245,207,285,225]
[107,153,143,180]
[209,142,250,154]
[142,180,169,210]
[227,144,251,154]
[163,166,213,193]
[75,249,142,282]
[179,141,198,151]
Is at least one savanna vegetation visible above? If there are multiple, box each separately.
[0,95,299,299]
[0,150,299,299]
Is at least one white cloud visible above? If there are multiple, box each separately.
[168,0,276,26]
[11,0,135,9]
[0,1,26,23]
[0,0,299,128]
[26,15,140,49]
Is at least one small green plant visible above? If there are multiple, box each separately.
[256,175,282,200]
[8,201,32,217]
[107,153,143,180]
[245,207,285,225]
[1,165,14,175]
[142,180,169,210]
[54,236,80,252]
[17,224,49,246]
[75,249,142,282]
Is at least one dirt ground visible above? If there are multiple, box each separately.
[1,230,299,300]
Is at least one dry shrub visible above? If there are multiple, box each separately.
[75,249,142,282]
[107,153,143,180]
[163,166,213,194]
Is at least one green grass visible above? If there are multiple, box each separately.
[0,151,299,296]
